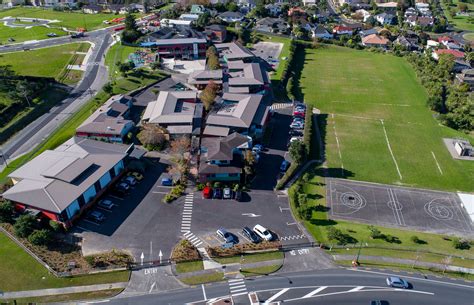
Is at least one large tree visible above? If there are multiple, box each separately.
[137,124,167,150]
[122,13,141,43]
[200,81,219,111]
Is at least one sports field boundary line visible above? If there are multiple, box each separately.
[431,151,443,175]
[331,114,344,175]
[330,101,412,107]
[380,119,402,181]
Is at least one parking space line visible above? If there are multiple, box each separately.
[238,232,252,243]
[83,219,100,226]
[152,191,168,194]
[96,207,112,213]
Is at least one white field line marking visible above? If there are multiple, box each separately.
[302,286,328,298]
[331,101,411,107]
[380,119,402,180]
[332,114,344,172]
[431,151,443,175]
[201,284,207,301]
[149,281,156,293]
[265,288,290,304]
[347,268,474,289]
[332,113,380,121]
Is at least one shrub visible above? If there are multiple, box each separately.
[14,214,37,238]
[28,229,52,246]
[0,200,14,223]
[410,235,426,244]
[453,238,471,250]
[49,220,63,232]
[368,225,382,239]
[275,161,299,190]
[85,250,133,268]
[196,183,205,191]
[297,193,307,206]
[326,227,357,245]
[213,181,222,188]
[303,106,313,158]
[298,204,312,220]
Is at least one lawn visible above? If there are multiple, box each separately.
[0,23,67,44]
[463,32,474,42]
[241,264,282,277]
[0,7,116,31]
[105,43,141,78]
[175,260,204,274]
[0,233,130,291]
[179,272,224,286]
[300,45,474,192]
[0,42,89,84]
[5,289,123,303]
[441,0,474,32]
[214,251,284,264]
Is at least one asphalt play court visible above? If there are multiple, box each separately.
[326,178,473,237]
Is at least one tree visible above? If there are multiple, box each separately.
[289,140,306,164]
[116,61,135,77]
[0,200,14,223]
[195,11,210,29]
[16,79,33,107]
[14,214,36,238]
[170,136,191,157]
[238,27,251,45]
[150,61,161,70]
[243,150,256,182]
[206,46,220,70]
[122,13,141,43]
[286,76,295,101]
[200,81,219,111]
[28,229,52,246]
[225,1,238,12]
[137,124,167,150]
[103,82,113,94]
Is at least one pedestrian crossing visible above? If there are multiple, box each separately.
[271,103,292,110]
[180,193,194,233]
[228,278,248,297]
[279,234,306,241]
[183,231,203,248]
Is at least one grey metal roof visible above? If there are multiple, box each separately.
[228,63,264,86]
[215,42,255,60]
[201,132,250,161]
[142,91,199,125]
[188,70,223,85]
[206,93,263,129]
[2,137,130,214]
[202,125,230,137]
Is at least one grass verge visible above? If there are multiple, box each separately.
[175,261,204,274]
[241,264,282,277]
[180,272,225,286]
[214,251,283,265]
[4,288,123,303]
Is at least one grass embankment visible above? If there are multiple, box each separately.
[214,251,284,264]
[241,264,282,277]
[105,43,141,78]
[180,272,225,285]
[440,0,474,32]
[0,233,129,292]
[4,289,123,303]
[0,69,165,182]
[300,45,474,192]
[0,24,67,44]
[175,261,204,274]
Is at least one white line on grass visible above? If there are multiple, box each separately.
[380,119,402,180]
[331,101,411,107]
[332,114,344,175]
[431,151,443,175]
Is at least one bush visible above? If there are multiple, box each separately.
[298,204,312,220]
[275,161,299,190]
[196,183,205,191]
[303,107,313,157]
[85,250,133,268]
[28,229,52,246]
[453,238,471,250]
[326,227,357,245]
[368,225,382,239]
[410,235,426,244]
[0,200,14,223]
[49,220,63,232]
[14,214,37,238]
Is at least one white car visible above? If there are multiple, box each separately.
[123,176,137,186]
[253,224,272,241]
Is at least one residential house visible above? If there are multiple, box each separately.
[288,7,308,24]
[159,19,193,27]
[395,35,420,51]
[376,1,398,11]
[215,41,255,63]
[179,14,200,22]
[204,24,227,43]
[203,93,270,138]
[190,4,207,14]
[375,13,396,25]
[404,7,417,18]
[417,16,434,27]
[362,34,389,48]
[333,25,353,35]
[415,2,430,15]
[83,4,103,14]
[265,3,283,16]
[359,28,379,37]
[142,91,202,136]
[455,69,474,90]
[1,137,139,228]
[218,11,245,23]
[198,133,251,182]
[312,25,333,39]
[355,9,371,22]
[426,39,440,49]
[432,49,465,61]
[188,70,223,90]
[76,95,134,143]
[227,63,267,94]
[255,17,289,34]
[238,0,256,13]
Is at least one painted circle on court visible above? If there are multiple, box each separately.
[340,192,366,210]
[387,200,403,211]
[424,200,454,221]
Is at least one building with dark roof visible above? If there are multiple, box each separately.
[204,24,227,43]
[215,41,255,62]
[2,137,139,228]
[199,133,251,182]
[188,70,223,90]
[227,63,267,94]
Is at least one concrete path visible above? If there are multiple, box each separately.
[333,254,474,274]
[0,282,128,300]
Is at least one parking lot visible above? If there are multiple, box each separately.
[252,41,284,70]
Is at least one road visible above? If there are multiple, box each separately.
[106,268,473,305]
[0,27,116,165]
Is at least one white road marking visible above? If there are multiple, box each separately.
[149,281,156,293]
[348,286,364,292]
[265,288,290,304]
[380,119,402,180]
[228,278,243,283]
[431,151,443,175]
[232,292,248,297]
[152,191,168,194]
[302,286,327,298]
[201,284,207,301]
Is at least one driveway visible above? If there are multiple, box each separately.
[77,158,182,262]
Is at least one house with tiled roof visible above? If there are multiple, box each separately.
[333,25,353,35]
[361,34,390,48]
[432,49,465,61]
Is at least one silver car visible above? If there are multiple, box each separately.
[386,276,409,289]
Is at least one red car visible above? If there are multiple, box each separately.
[203,186,213,199]
[293,110,305,117]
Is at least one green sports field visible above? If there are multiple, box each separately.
[441,0,474,32]
[301,45,474,192]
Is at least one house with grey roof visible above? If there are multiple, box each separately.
[187,70,223,90]
[1,137,138,228]
[142,91,202,136]
[76,94,134,143]
[203,93,270,138]
[215,41,255,62]
[227,63,267,94]
[217,11,245,23]
[311,24,333,39]
[199,132,251,182]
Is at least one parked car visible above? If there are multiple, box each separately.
[71,32,84,38]
[87,210,105,223]
[161,177,173,186]
[292,117,305,124]
[290,121,304,129]
[47,32,57,37]
[386,277,409,289]
[223,187,232,199]
[252,144,264,153]
[203,186,213,199]
[128,171,144,181]
[289,129,303,137]
[98,199,114,210]
[293,110,306,117]
[252,151,260,163]
[253,224,273,241]
[280,160,290,172]
[234,190,242,202]
[213,188,223,199]
[216,228,237,244]
[122,176,137,186]
[370,301,389,305]
[242,226,260,243]
[294,103,306,109]
[116,182,130,191]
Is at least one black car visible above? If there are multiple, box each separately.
[234,190,242,202]
[242,227,260,243]
[213,188,223,199]
[289,129,303,137]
